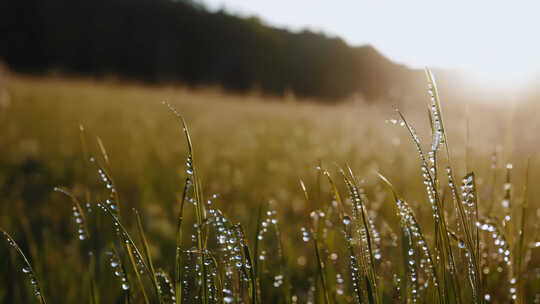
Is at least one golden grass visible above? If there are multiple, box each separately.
[0,73,539,302]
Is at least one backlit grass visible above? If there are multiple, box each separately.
[0,71,539,303]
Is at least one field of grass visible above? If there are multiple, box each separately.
[0,72,539,303]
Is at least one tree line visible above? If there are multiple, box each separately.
[0,0,423,102]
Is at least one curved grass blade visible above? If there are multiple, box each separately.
[396,108,460,304]
[53,187,90,241]
[97,203,157,302]
[125,242,150,304]
[105,247,132,302]
[339,167,379,303]
[134,209,162,304]
[234,224,257,304]
[1,228,47,304]
[378,173,442,303]
[318,172,365,303]
[163,101,208,304]
[156,269,176,303]
[446,169,482,302]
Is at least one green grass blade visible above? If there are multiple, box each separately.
[53,187,90,240]
[125,242,150,304]
[175,177,189,304]
[163,101,208,304]
[106,247,132,302]
[300,180,330,304]
[253,203,263,303]
[134,209,162,303]
[1,228,47,304]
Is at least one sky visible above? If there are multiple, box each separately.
[204,0,540,85]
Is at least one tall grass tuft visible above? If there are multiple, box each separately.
[163,100,209,304]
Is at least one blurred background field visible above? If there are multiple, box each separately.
[1,0,540,302]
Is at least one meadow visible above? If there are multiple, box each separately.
[0,71,539,303]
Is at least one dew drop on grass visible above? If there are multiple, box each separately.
[218,235,226,244]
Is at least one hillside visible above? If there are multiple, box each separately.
[0,0,425,102]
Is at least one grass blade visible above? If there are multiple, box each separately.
[1,228,47,304]
[175,177,190,304]
[163,101,209,304]
[125,242,150,304]
[300,180,330,304]
[134,209,162,304]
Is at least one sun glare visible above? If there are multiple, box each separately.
[206,0,540,88]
